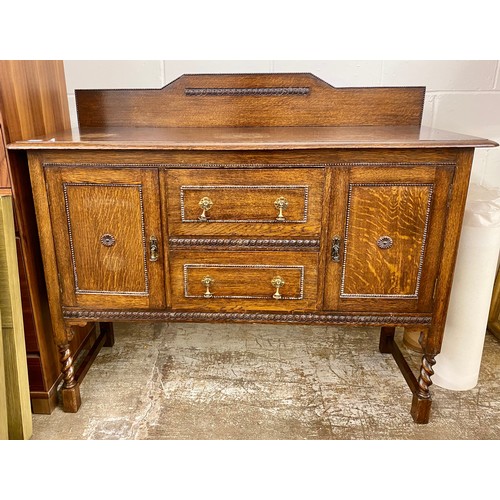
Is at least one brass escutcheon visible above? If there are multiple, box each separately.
[100,233,115,247]
[274,196,288,221]
[377,236,393,249]
[198,196,213,221]
[271,276,285,299]
[201,275,214,298]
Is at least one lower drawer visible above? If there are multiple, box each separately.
[169,250,319,312]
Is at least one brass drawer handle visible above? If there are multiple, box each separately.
[271,276,285,299]
[149,236,159,262]
[201,275,214,298]
[274,196,288,221]
[198,196,213,221]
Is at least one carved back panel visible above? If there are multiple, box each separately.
[75,73,425,128]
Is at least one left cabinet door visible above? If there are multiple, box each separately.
[45,166,165,309]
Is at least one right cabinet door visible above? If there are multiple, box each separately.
[324,165,453,313]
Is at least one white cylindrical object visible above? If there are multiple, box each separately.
[434,184,500,391]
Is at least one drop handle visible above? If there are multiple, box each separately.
[201,276,214,298]
[331,236,341,262]
[198,196,213,221]
[271,276,285,299]
[274,196,288,221]
[149,236,159,262]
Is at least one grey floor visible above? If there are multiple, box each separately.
[31,322,500,440]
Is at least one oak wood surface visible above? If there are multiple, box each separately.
[27,146,462,166]
[324,164,453,313]
[169,250,319,312]
[15,73,497,424]
[426,149,475,354]
[75,73,426,128]
[45,166,166,310]
[342,183,432,296]
[9,125,497,151]
[165,167,324,238]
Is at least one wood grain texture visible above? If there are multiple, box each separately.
[27,153,71,346]
[16,74,496,422]
[45,166,165,310]
[0,196,32,439]
[169,250,319,312]
[165,167,324,238]
[74,73,426,128]
[9,125,497,151]
[0,61,107,413]
[324,165,453,313]
[342,183,432,296]
[0,123,11,189]
[22,146,462,167]
[426,149,475,354]
[0,61,70,144]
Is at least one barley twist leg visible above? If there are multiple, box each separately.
[58,341,81,412]
[411,353,436,424]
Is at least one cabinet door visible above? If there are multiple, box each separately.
[45,167,165,309]
[324,165,453,313]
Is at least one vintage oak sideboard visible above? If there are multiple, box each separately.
[9,73,497,423]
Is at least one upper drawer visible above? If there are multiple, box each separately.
[163,167,325,238]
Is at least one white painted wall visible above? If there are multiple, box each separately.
[63,60,500,188]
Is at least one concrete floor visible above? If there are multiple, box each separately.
[31,322,500,440]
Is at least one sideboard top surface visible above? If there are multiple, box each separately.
[7,73,498,151]
[9,125,497,151]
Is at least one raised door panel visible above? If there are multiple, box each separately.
[164,168,325,238]
[45,167,165,309]
[342,183,431,297]
[325,165,452,313]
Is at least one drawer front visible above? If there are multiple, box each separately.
[170,250,319,311]
[164,168,325,238]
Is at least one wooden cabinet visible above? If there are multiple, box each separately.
[9,73,497,424]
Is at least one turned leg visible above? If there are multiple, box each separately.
[411,353,436,424]
[58,343,81,412]
[100,322,115,347]
[379,326,395,353]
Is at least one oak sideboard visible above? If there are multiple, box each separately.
[9,73,497,423]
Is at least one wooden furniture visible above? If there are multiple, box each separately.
[0,61,109,413]
[0,195,31,439]
[9,73,497,423]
